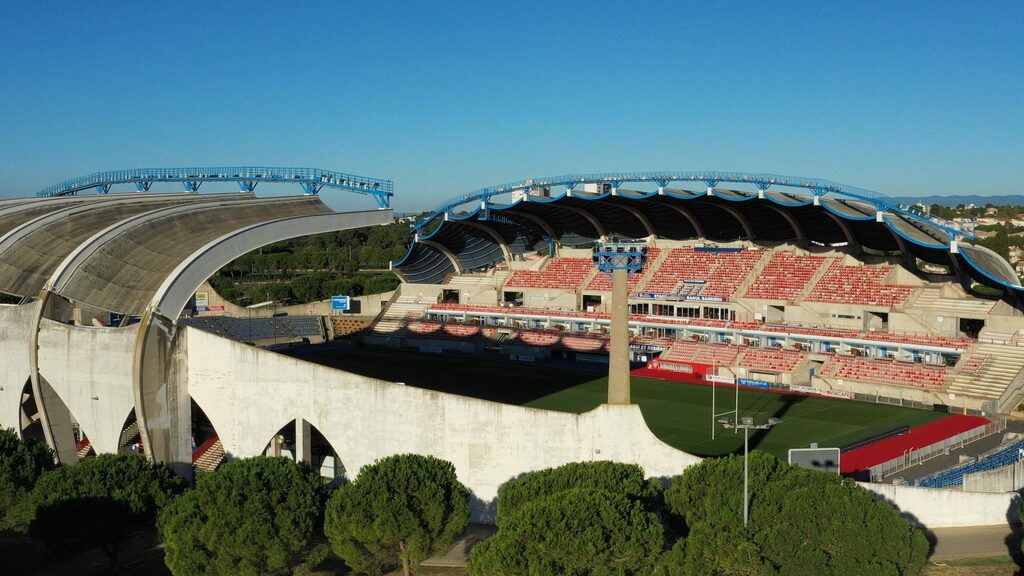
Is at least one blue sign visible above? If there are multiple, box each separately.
[738,378,771,390]
[331,295,350,311]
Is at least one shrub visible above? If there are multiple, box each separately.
[324,454,469,576]
[159,457,328,576]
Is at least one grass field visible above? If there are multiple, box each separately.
[292,346,949,460]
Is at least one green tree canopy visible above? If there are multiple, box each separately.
[0,428,54,531]
[467,488,668,576]
[158,456,328,576]
[324,453,470,576]
[28,452,185,570]
[495,460,662,526]
[664,451,928,576]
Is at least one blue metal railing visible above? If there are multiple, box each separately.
[413,170,975,240]
[35,166,394,208]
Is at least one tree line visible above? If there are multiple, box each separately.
[1,428,931,575]
[210,219,416,305]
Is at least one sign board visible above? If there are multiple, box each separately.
[207,305,225,312]
[738,378,771,390]
[789,447,841,474]
[194,291,209,309]
[706,374,735,384]
[789,384,855,400]
[331,295,351,311]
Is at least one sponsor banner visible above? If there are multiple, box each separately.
[652,361,693,373]
[577,353,609,364]
[705,374,736,384]
[789,384,855,400]
[630,343,668,353]
[331,295,351,311]
[510,354,535,362]
[738,378,771,390]
[194,291,209,308]
[634,292,724,303]
[682,279,706,285]
[207,305,224,312]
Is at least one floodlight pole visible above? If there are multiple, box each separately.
[592,241,647,405]
[718,416,782,526]
[743,425,749,526]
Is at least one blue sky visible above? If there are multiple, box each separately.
[1,1,1021,211]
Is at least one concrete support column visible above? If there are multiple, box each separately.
[296,418,312,463]
[607,268,631,405]
[38,377,77,464]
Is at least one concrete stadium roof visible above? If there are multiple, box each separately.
[396,174,1020,299]
[0,193,247,298]
[49,195,331,315]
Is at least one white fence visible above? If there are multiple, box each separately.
[868,418,1006,481]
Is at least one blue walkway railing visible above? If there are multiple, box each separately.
[413,170,975,240]
[35,166,393,208]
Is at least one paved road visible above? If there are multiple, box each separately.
[929,524,1023,560]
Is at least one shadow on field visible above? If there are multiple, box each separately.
[285,345,599,405]
[744,393,805,453]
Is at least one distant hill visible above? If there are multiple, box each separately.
[888,195,1024,207]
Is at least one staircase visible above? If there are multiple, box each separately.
[76,437,93,459]
[192,436,225,472]
[733,250,773,297]
[368,295,434,339]
[947,342,1024,400]
[118,420,140,448]
[796,256,839,301]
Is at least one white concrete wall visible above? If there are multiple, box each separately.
[184,327,700,520]
[963,461,1024,493]
[36,320,138,454]
[0,304,33,433]
[861,482,1020,528]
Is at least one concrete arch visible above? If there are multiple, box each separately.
[821,210,861,251]
[712,203,755,239]
[610,203,657,238]
[418,240,464,276]
[762,203,806,243]
[661,203,706,238]
[504,211,558,242]
[134,209,393,472]
[548,204,608,239]
[450,220,515,264]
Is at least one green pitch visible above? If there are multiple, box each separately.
[292,347,948,460]
[525,376,948,459]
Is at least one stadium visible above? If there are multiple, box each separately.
[1,168,1023,527]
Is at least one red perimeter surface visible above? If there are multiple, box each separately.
[840,415,990,474]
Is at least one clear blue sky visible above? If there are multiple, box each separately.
[1,1,1022,211]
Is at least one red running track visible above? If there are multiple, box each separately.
[841,415,990,475]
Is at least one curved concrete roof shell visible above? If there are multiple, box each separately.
[52,196,330,315]
[397,180,1022,298]
[0,193,247,298]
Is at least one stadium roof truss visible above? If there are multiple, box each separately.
[35,166,394,208]
[395,171,1023,298]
